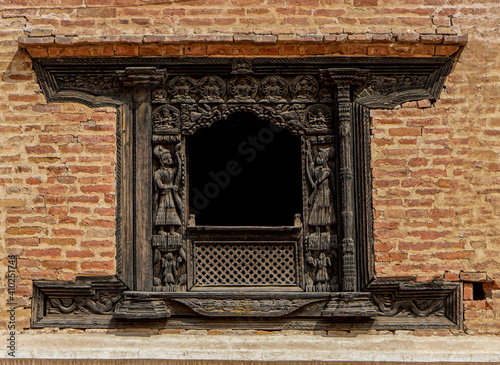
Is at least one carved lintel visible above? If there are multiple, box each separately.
[117,67,167,88]
[114,299,171,319]
[322,292,378,317]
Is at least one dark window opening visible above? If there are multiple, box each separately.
[472,282,486,300]
[188,112,302,226]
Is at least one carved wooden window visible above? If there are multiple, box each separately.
[32,57,462,330]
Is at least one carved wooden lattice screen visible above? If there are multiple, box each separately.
[32,57,462,330]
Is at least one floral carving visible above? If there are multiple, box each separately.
[57,75,117,92]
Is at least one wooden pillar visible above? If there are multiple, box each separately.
[117,67,166,291]
[320,68,367,292]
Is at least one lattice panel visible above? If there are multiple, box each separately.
[194,242,297,286]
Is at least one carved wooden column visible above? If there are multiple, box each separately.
[320,69,367,292]
[117,67,167,291]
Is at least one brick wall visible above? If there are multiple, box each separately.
[0,0,498,334]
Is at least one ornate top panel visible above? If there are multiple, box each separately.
[34,56,453,110]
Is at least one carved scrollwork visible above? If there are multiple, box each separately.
[153,105,180,134]
[260,75,288,103]
[48,294,122,315]
[364,74,428,96]
[180,104,222,133]
[291,75,319,103]
[199,76,226,103]
[372,295,445,317]
[228,76,258,103]
[168,76,197,103]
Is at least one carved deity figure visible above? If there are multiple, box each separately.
[153,105,180,133]
[261,75,287,102]
[154,144,184,231]
[169,77,196,103]
[291,75,318,102]
[228,76,257,102]
[162,252,177,285]
[305,141,336,233]
[307,252,331,292]
[199,76,225,103]
[308,107,329,130]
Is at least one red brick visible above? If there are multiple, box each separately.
[5,237,40,246]
[66,250,95,258]
[6,227,43,236]
[42,260,78,270]
[81,261,114,270]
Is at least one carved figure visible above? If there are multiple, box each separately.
[305,141,336,233]
[162,252,179,286]
[231,58,253,74]
[153,105,180,133]
[153,144,184,230]
[307,252,331,292]
[152,88,167,103]
[199,76,225,103]
[307,104,331,131]
[228,76,258,102]
[261,75,287,102]
[291,75,318,102]
[168,76,197,103]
